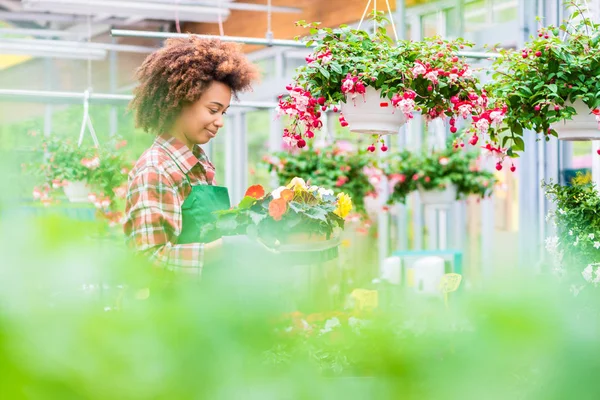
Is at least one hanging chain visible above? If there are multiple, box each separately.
[266,0,273,45]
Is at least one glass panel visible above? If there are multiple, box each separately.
[444,7,461,39]
[464,0,488,32]
[246,110,272,188]
[421,12,440,38]
[492,0,518,23]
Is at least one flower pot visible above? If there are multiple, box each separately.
[418,184,457,206]
[341,87,407,135]
[554,100,600,141]
[63,180,90,203]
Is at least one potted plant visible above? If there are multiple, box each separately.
[263,141,376,217]
[543,176,600,286]
[488,0,600,146]
[384,141,497,206]
[204,177,352,250]
[25,134,132,226]
[277,12,503,152]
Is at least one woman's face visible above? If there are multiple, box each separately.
[172,81,231,149]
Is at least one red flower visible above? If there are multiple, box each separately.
[244,184,265,199]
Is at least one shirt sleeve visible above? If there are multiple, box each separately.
[124,165,204,273]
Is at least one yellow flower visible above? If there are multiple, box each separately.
[334,192,353,218]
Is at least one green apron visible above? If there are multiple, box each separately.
[178,182,231,244]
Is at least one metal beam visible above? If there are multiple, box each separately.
[0,89,279,109]
[111,29,503,58]
[0,11,127,24]
[136,0,302,13]
[0,37,158,53]
[111,29,309,48]
[0,27,86,39]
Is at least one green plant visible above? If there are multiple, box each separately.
[487,1,600,151]
[278,12,501,152]
[543,176,600,282]
[384,140,497,204]
[203,177,352,247]
[263,142,375,215]
[24,134,133,224]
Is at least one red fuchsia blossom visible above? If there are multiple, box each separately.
[593,109,600,128]
[391,91,417,120]
[81,156,100,169]
[335,176,349,187]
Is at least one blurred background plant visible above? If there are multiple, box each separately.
[263,141,376,217]
[2,204,600,399]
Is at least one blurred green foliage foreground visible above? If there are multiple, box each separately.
[2,211,600,399]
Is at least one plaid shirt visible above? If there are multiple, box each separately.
[124,134,216,273]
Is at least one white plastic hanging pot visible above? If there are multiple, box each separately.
[418,184,457,206]
[63,180,90,203]
[340,87,407,135]
[553,100,600,141]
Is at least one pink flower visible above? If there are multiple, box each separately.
[113,185,127,199]
[475,118,490,134]
[81,156,100,169]
[341,74,355,93]
[411,62,427,77]
[439,157,449,166]
[424,70,439,84]
[32,187,42,200]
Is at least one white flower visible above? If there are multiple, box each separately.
[569,230,574,236]
[574,236,579,246]
[594,241,600,249]
[271,186,287,199]
[582,264,594,282]
[558,208,566,215]
[317,187,334,198]
[588,233,595,240]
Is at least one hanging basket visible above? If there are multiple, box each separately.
[553,100,600,141]
[341,87,407,135]
[63,180,90,203]
[418,184,457,206]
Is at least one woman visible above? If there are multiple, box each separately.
[124,36,259,275]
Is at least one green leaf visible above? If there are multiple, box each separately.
[512,136,525,151]
[304,207,328,221]
[248,210,266,225]
[548,84,558,93]
[237,196,257,210]
[216,215,238,231]
[318,67,330,80]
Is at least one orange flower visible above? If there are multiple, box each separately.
[268,198,287,221]
[280,189,294,202]
[244,184,265,199]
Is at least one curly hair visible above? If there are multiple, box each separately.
[129,36,259,134]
